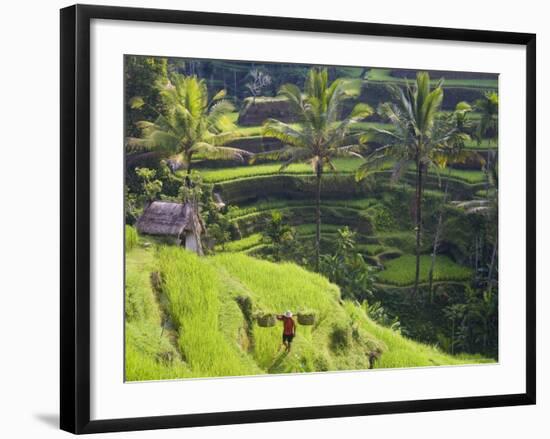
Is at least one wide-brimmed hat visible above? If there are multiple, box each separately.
[285,310,293,318]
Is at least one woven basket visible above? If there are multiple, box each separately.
[256,314,276,327]
[297,313,316,326]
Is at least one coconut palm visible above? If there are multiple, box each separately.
[427,102,476,297]
[260,68,373,271]
[357,72,456,297]
[474,91,498,146]
[453,157,498,294]
[474,91,499,196]
[127,74,249,181]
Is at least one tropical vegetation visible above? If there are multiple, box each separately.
[124,55,500,380]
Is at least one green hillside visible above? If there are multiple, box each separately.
[125,243,491,382]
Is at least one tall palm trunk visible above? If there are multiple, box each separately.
[413,158,423,298]
[315,168,322,272]
[487,233,498,294]
[184,151,193,188]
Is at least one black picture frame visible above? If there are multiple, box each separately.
[60,4,536,434]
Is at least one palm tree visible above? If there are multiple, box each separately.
[127,74,249,183]
[474,91,499,196]
[357,72,455,297]
[474,91,499,146]
[260,69,373,271]
[453,157,498,294]
[426,102,476,298]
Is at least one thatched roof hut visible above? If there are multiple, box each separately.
[136,201,204,255]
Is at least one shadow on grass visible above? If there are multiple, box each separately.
[267,350,289,373]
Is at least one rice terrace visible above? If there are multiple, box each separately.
[124,56,499,381]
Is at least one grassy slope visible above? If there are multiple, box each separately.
[219,233,264,252]
[125,246,192,380]
[126,244,490,381]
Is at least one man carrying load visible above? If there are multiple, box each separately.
[276,310,296,352]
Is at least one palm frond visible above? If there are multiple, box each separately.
[350,102,374,119]
[208,100,235,121]
[131,73,240,162]
[192,142,251,162]
[332,144,363,159]
[277,83,304,114]
[370,127,404,143]
[251,146,312,165]
[262,119,307,148]
[355,147,395,181]
[203,130,240,146]
[126,136,152,152]
[129,96,145,109]
[211,89,227,101]
[207,100,237,132]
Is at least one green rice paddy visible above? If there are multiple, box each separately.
[125,243,490,381]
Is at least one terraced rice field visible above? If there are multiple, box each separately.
[194,158,485,184]
[377,254,473,286]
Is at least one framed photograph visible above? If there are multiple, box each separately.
[60,4,536,434]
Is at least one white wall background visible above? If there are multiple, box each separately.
[0,0,546,437]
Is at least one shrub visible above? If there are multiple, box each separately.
[235,295,253,324]
[125,225,139,252]
[320,227,377,301]
[365,202,398,232]
[362,301,401,330]
[313,353,331,371]
[125,186,141,225]
[330,323,352,352]
[135,167,163,202]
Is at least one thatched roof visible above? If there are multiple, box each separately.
[136,201,199,237]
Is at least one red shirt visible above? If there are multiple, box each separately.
[277,316,295,335]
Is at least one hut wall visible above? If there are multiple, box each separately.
[184,232,200,254]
